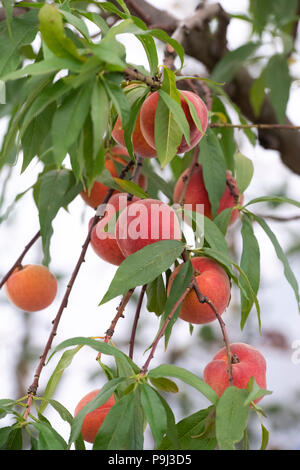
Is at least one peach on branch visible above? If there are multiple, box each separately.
[115,198,182,257]
[139,90,208,154]
[5,264,58,312]
[89,193,140,266]
[173,164,243,225]
[167,257,231,324]
[203,342,267,401]
[74,389,115,443]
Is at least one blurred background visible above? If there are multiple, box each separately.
[1,0,300,450]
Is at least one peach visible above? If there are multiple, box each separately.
[173,164,243,225]
[74,389,115,443]
[115,198,182,257]
[112,112,157,158]
[89,193,140,266]
[203,342,267,401]
[139,90,208,154]
[5,264,58,312]
[80,146,147,208]
[167,257,230,324]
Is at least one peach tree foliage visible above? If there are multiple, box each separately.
[0,0,299,451]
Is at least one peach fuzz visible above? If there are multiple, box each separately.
[112,112,157,158]
[167,257,231,324]
[89,193,140,266]
[139,90,208,154]
[173,164,243,225]
[74,389,115,443]
[116,198,182,258]
[5,264,58,312]
[80,146,147,208]
[203,342,267,401]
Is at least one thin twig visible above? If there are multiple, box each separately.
[129,284,147,359]
[124,68,161,89]
[24,162,134,419]
[0,230,41,290]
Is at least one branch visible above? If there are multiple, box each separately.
[129,284,147,359]
[103,288,135,343]
[0,230,41,289]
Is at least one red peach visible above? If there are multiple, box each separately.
[80,146,147,208]
[89,193,140,266]
[139,90,208,154]
[5,264,58,312]
[74,389,115,443]
[115,198,182,257]
[112,112,157,158]
[203,342,267,401]
[167,257,231,324]
[173,164,243,225]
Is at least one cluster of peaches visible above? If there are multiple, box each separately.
[3,89,267,444]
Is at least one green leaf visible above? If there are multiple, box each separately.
[146,274,167,316]
[213,208,233,235]
[34,421,66,450]
[260,424,269,450]
[211,42,260,83]
[265,54,291,123]
[36,169,83,264]
[250,213,300,311]
[159,406,217,450]
[215,386,249,450]
[140,384,168,448]
[0,427,14,449]
[149,29,185,70]
[4,426,23,450]
[90,37,127,70]
[149,376,179,393]
[102,77,131,132]
[242,195,300,210]
[93,390,144,450]
[244,377,272,406]
[91,80,109,159]
[240,217,260,329]
[155,93,182,168]
[59,7,90,39]
[113,178,149,199]
[250,71,266,117]
[149,364,218,404]
[51,83,92,166]
[159,89,190,145]
[100,240,185,305]
[142,161,174,200]
[39,346,83,414]
[199,129,227,217]
[1,57,82,82]
[136,33,159,75]
[203,216,229,256]
[0,10,38,77]
[38,3,84,62]
[234,152,254,193]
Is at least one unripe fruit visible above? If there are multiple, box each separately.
[80,146,147,208]
[5,264,58,312]
[74,389,115,443]
[139,90,208,154]
[116,198,182,257]
[112,112,157,158]
[203,342,267,401]
[167,257,231,324]
[89,193,140,266]
[173,164,242,225]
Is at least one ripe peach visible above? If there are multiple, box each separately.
[74,389,115,443]
[139,90,208,154]
[173,164,243,225]
[115,198,182,257]
[112,112,157,158]
[89,193,140,266]
[5,264,57,312]
[167,257,231,324]
[80,146,147,208]
[203,342,267,401]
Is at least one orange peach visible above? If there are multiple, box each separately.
[115,198,182,257]
[203,342,267,401]
[74,389,115,443]
[80,146,147,208]
[139,90,208,154]
[5,264,57,312]
[167,257,231,324]
[173,164,243,225]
